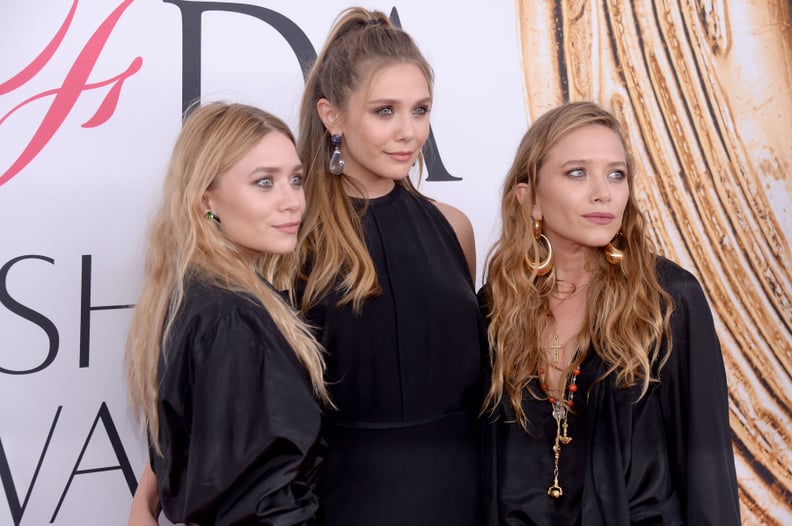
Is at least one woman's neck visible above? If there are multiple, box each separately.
[342,174,398,199]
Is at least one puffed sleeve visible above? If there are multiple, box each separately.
[156,299,322,525]
[657,260,741,525]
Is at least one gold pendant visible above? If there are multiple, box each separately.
[550,335,560,362]
[544,365,579,498]
[548,402,565,498]
[560,419,572,444]
[548,484,563,498]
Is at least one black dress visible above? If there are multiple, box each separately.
[300,184,491,526]
[495,258,741,525]
[152,279,324,525]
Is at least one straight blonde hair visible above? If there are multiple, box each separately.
[126,102,331,453]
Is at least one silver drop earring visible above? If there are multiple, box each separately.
[329,134,345,175]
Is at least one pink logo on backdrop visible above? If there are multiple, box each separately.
[0,0,142,186]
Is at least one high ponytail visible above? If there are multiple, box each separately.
[296,7,434,313]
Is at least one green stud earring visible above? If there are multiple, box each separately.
[205,210,220,224]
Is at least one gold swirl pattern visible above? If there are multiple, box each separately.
[517,1,792,523]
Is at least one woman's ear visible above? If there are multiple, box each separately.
[316,98,341,135]
[515,182,528,204]
[515,182,541,220]
[531,202,542,222]
[201,191,213,212]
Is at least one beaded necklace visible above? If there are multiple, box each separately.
[539,362,581,499]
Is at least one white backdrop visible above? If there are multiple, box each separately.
[0,1,525,524]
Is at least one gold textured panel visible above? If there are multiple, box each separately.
[517,1,792,523]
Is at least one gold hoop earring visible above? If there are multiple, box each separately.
[533,218,542,240]
[526,217,553,276]
[533,234,554,276]
[604,232,625,265]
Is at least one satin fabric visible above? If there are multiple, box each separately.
[299,184,493,526]
[152,279,324,525]
[493,258,740,525]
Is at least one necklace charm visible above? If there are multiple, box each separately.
[551,399,567,420]
[540,361,581,499]
[548,483,563,499]
[560,419,572,445]
[548,401,565,498]
[550,335,560,363]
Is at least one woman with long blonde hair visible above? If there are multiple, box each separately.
[482,101,739,524]
[126,102,330,525]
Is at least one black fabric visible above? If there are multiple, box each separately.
[152,279,323,526]
[652,258,741,525]
[492,257,740,525]
[299,184,493,526]
[497,353,599,526]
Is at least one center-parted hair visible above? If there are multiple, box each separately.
[125,102,331,452]
[482,101,673,429]
[296,7,434,313]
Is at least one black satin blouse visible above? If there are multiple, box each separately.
[498,353,599,525]
[494,258,741,525]
[152,279,324,526]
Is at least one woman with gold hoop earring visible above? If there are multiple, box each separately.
[526,217,554,276]
[604,231,626,265]
[480,101,739,524]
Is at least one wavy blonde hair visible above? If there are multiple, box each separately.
[483,101,673,429]
[126,102,331,454]
[296,7,433,313]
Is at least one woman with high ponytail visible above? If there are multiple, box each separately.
[294,7,490,525]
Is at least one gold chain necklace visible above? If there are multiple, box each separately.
[548,283,588,363]
[539,362,581,499]
[550,280,590,302]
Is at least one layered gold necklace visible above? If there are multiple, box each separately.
[542,279,588,497]
[539,356,581,499]
[550,280,590,302]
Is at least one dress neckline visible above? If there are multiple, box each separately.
[348,182,403,208]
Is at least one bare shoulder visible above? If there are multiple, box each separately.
[432,200,476,282]
[433,201,473,239]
